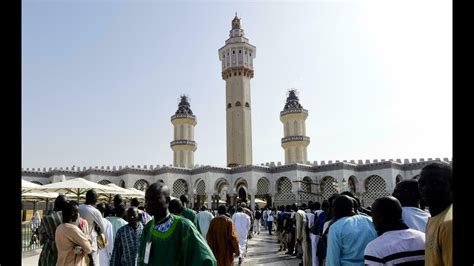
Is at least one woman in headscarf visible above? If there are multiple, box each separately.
[29,210,42,246]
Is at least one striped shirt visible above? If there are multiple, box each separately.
[364,229,425,265]
[110,223,143,266]
[38,211,63,266]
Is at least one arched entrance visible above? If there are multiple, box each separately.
[214,178,231,207]
[234,177,249,205]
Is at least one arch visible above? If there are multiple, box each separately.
[235,101,242,107]
[98,180,111,185]
[215,177,230,192]
[196,180,206,195]
[256,177,270,195]
[320,176,338,200]
[362,175,390,207]
[245,102,250,108]
[214,178,230,204]
[172,179,189,197]
[134,179,149,191]
[396,175,403,184]
[227,103,232,109]
[348,176,358,193]
[234,177,249,190]
[274,176,296,206]
[119,180,126,188]
[299,176,315,203]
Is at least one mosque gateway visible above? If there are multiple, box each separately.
[22,16,451,209]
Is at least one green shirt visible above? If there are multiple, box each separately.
[138,214,216,266]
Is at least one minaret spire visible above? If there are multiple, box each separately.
[170,95,197,168]
[218,16,256,167]
[280,89,310,165]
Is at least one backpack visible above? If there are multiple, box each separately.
[255,211,262,220]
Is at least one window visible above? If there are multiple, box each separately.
[223,54,225,58]
[233,50,235,54]
[239,50,242,53]
[227,103,232,108]
[238,72,241,76]
[235,101,242,106]
[245,102,250,107]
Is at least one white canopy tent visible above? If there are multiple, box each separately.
[99,184,145,203]
[21,179,43,194]
[127,188,145,197]
[39,178,118,202]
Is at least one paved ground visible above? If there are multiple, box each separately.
[22,230,301,266]
[22,249,41,266]
[237,231,301,266]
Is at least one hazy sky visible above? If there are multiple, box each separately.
[22,0,452,169]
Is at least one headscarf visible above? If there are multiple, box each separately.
[32,211,41,224]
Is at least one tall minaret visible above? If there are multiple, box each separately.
[218,14,256,167]
[170,95,197,168]
[280,89,310,165]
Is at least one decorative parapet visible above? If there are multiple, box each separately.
[281,136,310,144]
[21,158,452,179]
[280,108,308,117]
[170,140,196,147]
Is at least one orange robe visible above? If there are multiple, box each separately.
[206,215,240,266]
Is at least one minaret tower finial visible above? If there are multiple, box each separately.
[170,94,197,168]
[218,16,256,167]
[280,89,310,165]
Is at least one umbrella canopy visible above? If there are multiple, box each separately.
[22,191,59,200]
[21,179,43,194]
[99,184,142,203]
[39,178,117,201]
[127,188,145,197]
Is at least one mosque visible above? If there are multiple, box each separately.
[22,15,451,209]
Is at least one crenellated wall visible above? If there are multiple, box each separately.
[22,157,451,208]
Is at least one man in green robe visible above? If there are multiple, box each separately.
[137,182,217,266]
[180,194,199,228]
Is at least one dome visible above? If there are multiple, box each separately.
[175,95,193,115]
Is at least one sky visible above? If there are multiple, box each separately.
[22,0,452,169]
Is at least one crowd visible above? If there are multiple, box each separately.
[33,161,452,266]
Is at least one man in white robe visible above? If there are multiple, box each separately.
[78,190,106,266]
[196,205,214,238]
[232,206,251,264]
[97,203,114,266]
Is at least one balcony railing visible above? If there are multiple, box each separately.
[171,114,196,121]
[280,108,308,116]
[170,140,196,147]
[281,136,310,144]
